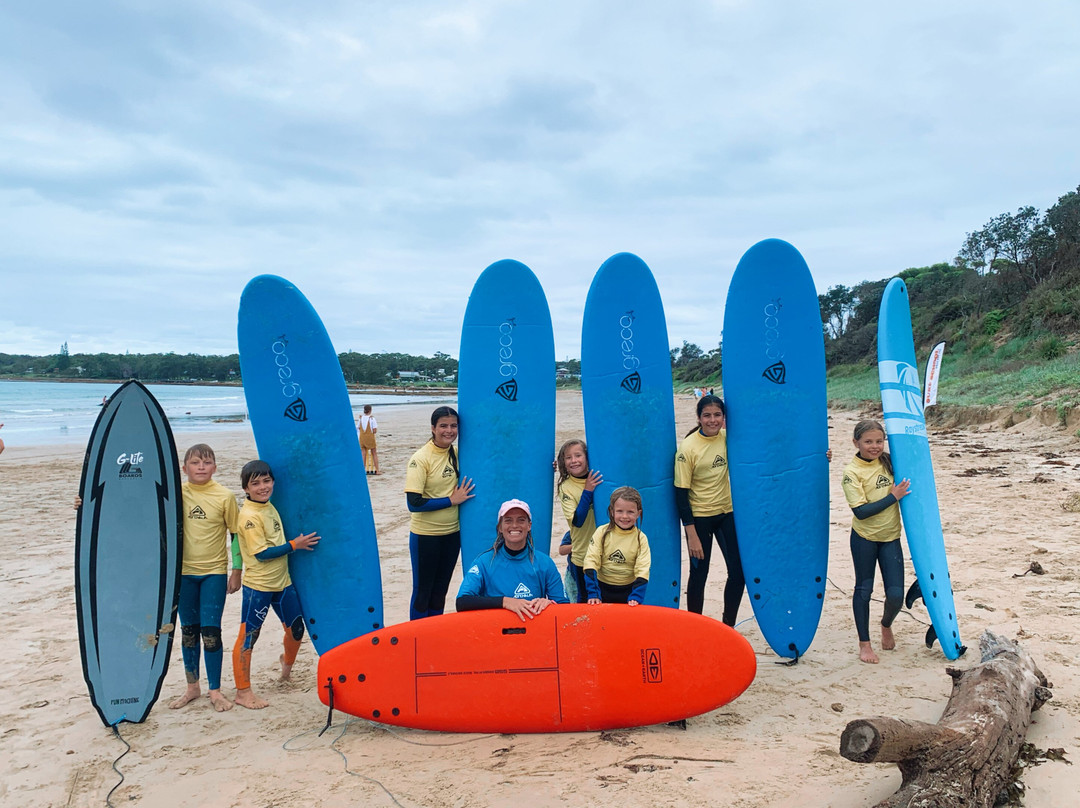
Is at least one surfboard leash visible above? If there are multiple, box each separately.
[284,715,405,807]
[104,724,130,808]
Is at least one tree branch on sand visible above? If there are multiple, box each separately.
[839,631,1052,807]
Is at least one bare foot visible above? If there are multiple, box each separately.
[279,654,293,682]
[209,689,234,712]
[235,688,269,709]
[168,683,201,709]
[881,625,896,651]
[859,641,879,664]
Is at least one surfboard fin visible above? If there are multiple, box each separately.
[906,580,923,610]
[925,625,938,650]
[775,645,801,667]
[319,677,335,737]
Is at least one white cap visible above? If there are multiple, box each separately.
[497,499,531,520]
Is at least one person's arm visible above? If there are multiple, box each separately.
[254,531,319,560]
[628,578,648,605]
[583,568,602,602]
[407,491,452,512]
[456,594,505,611]
[227,533,242,594]
[545,561,570,604]
[571,489,594,528]
[850,495,896,520]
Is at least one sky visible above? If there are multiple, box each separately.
[2,1,1079,361]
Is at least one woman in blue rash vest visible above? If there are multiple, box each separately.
[456,499,568,621]
[674,394,743,625]
[405,406,475,620]
[841,419,911,664]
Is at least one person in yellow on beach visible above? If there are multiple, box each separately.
[232,460,319,710]
[583,486,651,605]
[357,404,380,475]
[169,443,242,713]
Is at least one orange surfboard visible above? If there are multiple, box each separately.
[317,604,756,733]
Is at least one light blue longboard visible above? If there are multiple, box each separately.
[581,253,680,607]
[238,275,383,654]
[76,380,182,726]
[723,239,829,660]
[458,260,556,568]
[877,277,966,660]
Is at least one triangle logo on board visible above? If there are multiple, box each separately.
[620,372,642,394]
[284,398,308,422]
[495,379,518,402]
[762,361,786,384]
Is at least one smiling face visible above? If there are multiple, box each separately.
[244,473,275,503]
[431,415,459,448]
[182,453,217,485]
[612,497,640,530]
[498,508,531,551]
[697,403,725,437]
[563,444,588,477]
[854,429,887,460]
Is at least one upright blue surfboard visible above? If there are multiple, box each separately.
[238,275,383,654]
[458,260,556,568]
[723,239,829,659]
[581,253,680,608]
[76,380,182,726]
[878,278,965,660]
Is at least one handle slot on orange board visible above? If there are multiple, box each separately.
[502,627,526,635]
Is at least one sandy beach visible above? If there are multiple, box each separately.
[1,390,1077,807]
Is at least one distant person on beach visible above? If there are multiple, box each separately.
[0,423,4,455]
[555,439,602,603]
[675,394,744,625]
[405,406,474,620]
[841,420,911,664]
[456,499,567,621]
[233,460,320,709]
[357,404,380,475]
[583,486,651,605]
[170,444,243,712]
[100,396,107,406]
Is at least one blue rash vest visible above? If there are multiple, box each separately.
[458,543,569,603]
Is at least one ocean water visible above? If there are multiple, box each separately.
[0,380,454,447]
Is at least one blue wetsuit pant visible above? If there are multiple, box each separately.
[686,511,744,625]
[850,529,904,643]
[566,559,588,604]
[409,531,461,620]
[177,574,227,691]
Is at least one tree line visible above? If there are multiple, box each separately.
[0,348,459,386]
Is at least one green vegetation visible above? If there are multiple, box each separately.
[0,350,458,386]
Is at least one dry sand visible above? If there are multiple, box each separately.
[1,391,1077,807]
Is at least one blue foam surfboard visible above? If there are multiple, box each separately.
[76,380,182,726]
[723,239,829,659]
[458,260,556,568]
[238,275,383,653]
[878,277,965,660]
[581,253,680,607]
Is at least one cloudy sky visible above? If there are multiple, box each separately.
[2,1,1078,360]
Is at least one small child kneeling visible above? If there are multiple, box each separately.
[583,486,651,605]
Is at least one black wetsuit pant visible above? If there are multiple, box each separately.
[850,529,904,642]
[409,531,461,620]
[685,511,744,625]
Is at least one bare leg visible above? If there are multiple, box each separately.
[235,687,269,709]
[881,625,896,651]
[279,653,293,681]
[209,689,234,712]
[371,447,380,474]
[168,683,201,709]
[859,641,879,664]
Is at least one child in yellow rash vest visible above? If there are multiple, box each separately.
[555,438,603,604]
[170,443,242,713]
[583,487,651,605]
[232,460,320,710]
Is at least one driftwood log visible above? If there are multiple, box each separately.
[840,631,1052,807]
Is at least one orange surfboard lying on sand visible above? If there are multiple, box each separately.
[317,604,756,733]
